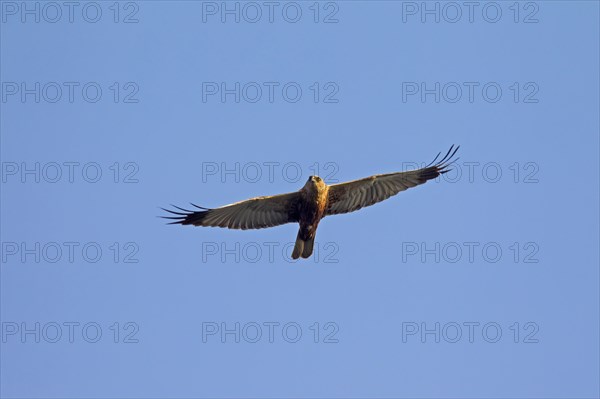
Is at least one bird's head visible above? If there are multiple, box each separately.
[304,175,326,191]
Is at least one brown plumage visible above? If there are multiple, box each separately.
[163,145,459,259]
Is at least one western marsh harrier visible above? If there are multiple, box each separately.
[163,145,459,259]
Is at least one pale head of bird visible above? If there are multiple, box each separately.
[303,175,327,192]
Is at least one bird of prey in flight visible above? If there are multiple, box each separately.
[163,145,459,260]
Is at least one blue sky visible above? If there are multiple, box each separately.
[1,1,599,398]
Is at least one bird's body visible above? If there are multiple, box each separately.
[294,176,329,258]
[163,145,459,259]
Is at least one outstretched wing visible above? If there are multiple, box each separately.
[325,145,459,216]
[162,192,301,230]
